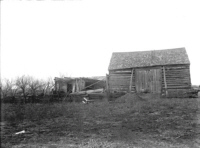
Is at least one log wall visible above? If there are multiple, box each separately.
[108,64,191,98]
[161,64,191,97]
[108,69,135,93]
[55,80,68,93]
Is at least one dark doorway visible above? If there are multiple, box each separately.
[67,84,72,93]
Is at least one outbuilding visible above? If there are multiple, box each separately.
[54,77,105,94]
[107,48,191,97]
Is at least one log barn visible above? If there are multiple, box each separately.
[107,48,191,97]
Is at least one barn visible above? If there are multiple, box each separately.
[106,48,191,97]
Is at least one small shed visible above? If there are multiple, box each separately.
[107,48,191,97]
[54,77,105,94]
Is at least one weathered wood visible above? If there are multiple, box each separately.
[162,82,191,84]
[71,88,104,95]
[162,85,190,88]
[109,81,130,84]
[108,64,191,96]
[109,77,131,80]
[163,66,168,96]
[165,67,189,70]
[109,74,132,77]
[109,68,133,72]
[161,65,190,97]
[109,80,130,84]
[111,85,136,88]
[109,87,129,89]
[165,71,190,73]
[110,87,129,90]
[165,76,190,79]
[165,81,190,84]
[110,73,132,75]
[165,74,190,77]
[129,68,134,92]
[167,86,191,89]
[110,70,132,72]
[109,88,129,91]
[165,72,190,74]
[109,80,130,82]
[109,85,130,88]
[109,80,131,83]
[110,71,132,74]
[135,68,161,93]
[162,82,190,85]
[165,79,190,82]
[106,74,109,93]
[165,68,190,71]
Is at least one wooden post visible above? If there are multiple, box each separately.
[75,79,78,92]
[106,74,110,99]
[106,74,109,92]
[163,66,168,96]
[129,68,134,92]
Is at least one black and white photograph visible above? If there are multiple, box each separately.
[1,0,200,147]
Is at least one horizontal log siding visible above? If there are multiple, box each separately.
[164,65,191,89]
[108,64,191,97]
[108,69,135,93]
[131,69,136,93]
[161,64,191,97]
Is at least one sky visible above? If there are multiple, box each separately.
[1,0,200,85]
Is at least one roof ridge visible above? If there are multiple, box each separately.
[112,47,185,54]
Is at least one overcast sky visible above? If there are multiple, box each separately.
[1,0,200,85]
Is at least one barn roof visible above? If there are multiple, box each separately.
[108,47,190,70]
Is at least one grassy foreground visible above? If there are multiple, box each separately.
[1,94,200,148]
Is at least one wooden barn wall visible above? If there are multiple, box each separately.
[108,64,191,97]
[108,68,135,93]
[162,64,191,97]
[135,68,162,94]
[55,81,68,92]
[72,79,85,93]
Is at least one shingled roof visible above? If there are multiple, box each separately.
[108,48,190,70]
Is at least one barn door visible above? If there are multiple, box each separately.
[135,68,161,93]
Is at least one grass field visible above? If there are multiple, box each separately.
[1,94,200,148]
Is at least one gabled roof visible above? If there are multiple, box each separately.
[108,47,190,70]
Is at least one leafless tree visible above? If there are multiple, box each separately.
[41,77,54,96]
[8,79,19,98]
[1,80,9,99]
[15,75,30,101]
[28,77,42,96]
[1,79,13,99]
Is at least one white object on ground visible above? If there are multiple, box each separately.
[83,97,89,101]
[15,130,25,135]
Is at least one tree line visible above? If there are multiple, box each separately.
[0,75,62,103]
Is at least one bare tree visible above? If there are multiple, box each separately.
[15,75,30,101]
[8,79,19,98]
[28,77,42,96]
[41,77,54,96]
[1,79,12,99]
